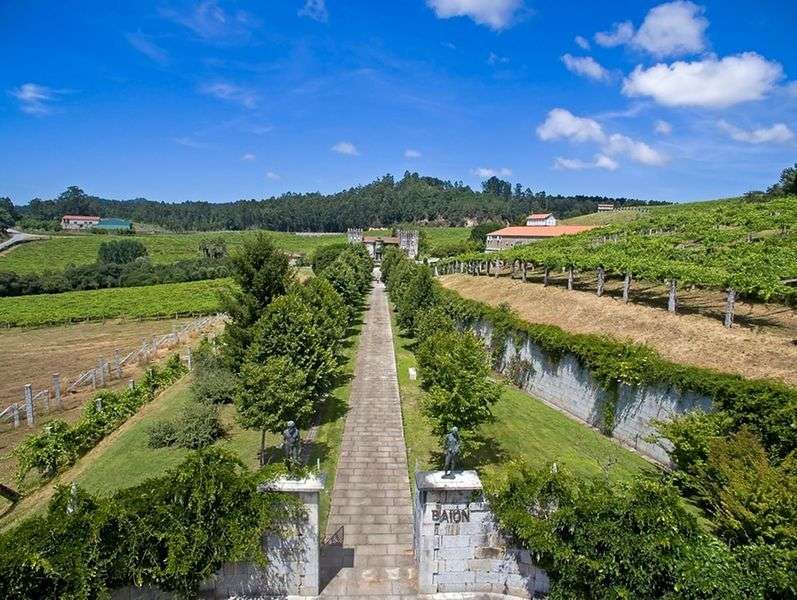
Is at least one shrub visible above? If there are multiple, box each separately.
[311,242,348,274]
[414,305,455,344]
[97,239,147,264]
[147,420,179,448]
[175,402,225,449]
[190,340,237,404]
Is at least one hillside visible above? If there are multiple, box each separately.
[16,174,663,232]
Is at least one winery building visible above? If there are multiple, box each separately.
[485,224,595,252]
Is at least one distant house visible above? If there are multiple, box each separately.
[94,218,133,231]
[347,229,419,260]
[597,203,615,212]
[61,215,100,230]
[485,225,596,252]
[525,213,557,227]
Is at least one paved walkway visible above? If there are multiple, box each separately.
[320,277,417,596]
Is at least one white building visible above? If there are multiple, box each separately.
[597,203,615,212]
[525,213,557,227]
[61,215,101,230]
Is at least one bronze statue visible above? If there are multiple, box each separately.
[283,420,301,465]
[443,426,460,477]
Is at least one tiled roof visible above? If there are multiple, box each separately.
[527,213,553,219]
[61,215,100,220]
[487,225,595,238]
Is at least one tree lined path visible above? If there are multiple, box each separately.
[320,275,417,596]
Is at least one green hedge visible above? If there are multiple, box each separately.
[435,286,797,460]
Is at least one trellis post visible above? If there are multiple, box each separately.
[187,347,193,371]
[668,279,677,313]
[53,373,61,409]
[567,267,574,291]
[12,403,19,428]
[596,266,605,297]
[522,261,527,282]
[115,349,122,378]
[98,360,106,387]
[543,267,549,287]
[724,288,736,328]
[622,272,632,303]
[24,384,34,427]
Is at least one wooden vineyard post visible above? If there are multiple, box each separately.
[724,288,736,328]
[668,279,677,313]
[622,272,632,303]
[596,266,605,297]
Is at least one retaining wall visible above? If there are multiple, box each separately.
[470,320,713,466]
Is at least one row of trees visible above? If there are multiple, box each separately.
[15,175,658,232]
[382,248,501,455]
[0,239,231,297]
[182,234,373,464]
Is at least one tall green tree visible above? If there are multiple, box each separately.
[221,233,294,368]
[236,357,313,466]
[97,240,147,265]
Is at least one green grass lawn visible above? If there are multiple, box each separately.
[0,230,347,275]
[391,313,653,482]
[3,307,364,532]
[0,278,229,327]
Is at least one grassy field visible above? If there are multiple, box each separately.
[0,313,363,530]
[0,230,347,274]
[392,313,652,481]
[0,278,229,327]
[561,208,660,226]
[0,227,471,274]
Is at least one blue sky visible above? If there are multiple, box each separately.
[1,0,795,204]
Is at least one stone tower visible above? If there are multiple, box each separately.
[398,229,419,259]
[347,228,363,244]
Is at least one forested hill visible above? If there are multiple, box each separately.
[18,172,666,232]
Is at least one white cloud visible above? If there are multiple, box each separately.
[487,52,510,66]
[605,133,667,166]
[126,32,169,64]
[787,81,797,97]
[554,154,618,171]
[9,83,57,115]
[331,141,359,156]
[298,0,328,22]
[561,54,609,81]
[717,120,794,144]
[474,167,512,178]
[594,2,707,58]
[633,1,707,57]
[536,108,605,143]
[623,52,783,108]
[266,171,281,180]
[200,82,258,108]
[241,153,256,161]
[574,35,590,50]
[654,120,672,135]
[404,149,422,158]
[160,0,259,41]
[537,108,667,167]
[426,0,524,30]
[595,21,634,47]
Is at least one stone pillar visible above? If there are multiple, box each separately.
[208,476,323,597]
[414,470,547,597]
[52,373,61,409]
[24,384,34,427]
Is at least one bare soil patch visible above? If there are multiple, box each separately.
[440,274,797,387]
[0,318,222,486]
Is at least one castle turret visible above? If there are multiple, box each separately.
[398,229,419,260]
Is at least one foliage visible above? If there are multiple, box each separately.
[0,278,227,327]
[146,419,179,448]
[413,305,456,344]
[311,242,349,274]
[220,233,294,368]
[0,448,279,598]
[416,331,502,436]
[190,339,238,404]
[171,402,225,449]
[247,291,338,400]
[15,355,187,485]
[428,240,479,258]
[97,239,148,265]
[393,264,437,334]
[294,275,349,345]
[486,462,759,600]
[468,221,504,249]
[0,257,229,297]
[199,236,227,259]
[18,178,661,233]
[766,162,797,196]
[443,194,797,302]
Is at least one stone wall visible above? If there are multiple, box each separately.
[470,321,713,466]
[113,476,322,600]
[415,470,549,597]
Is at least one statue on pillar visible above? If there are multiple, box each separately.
[443,426,461,478]
[283,420,301,466]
